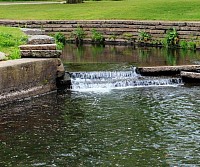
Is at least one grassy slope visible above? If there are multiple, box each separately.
[0,0,199,20]
[0,26,27,59]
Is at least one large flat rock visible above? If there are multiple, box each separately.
[27,35,55,45]
[137,65,200,76]
[21,50,61,58]
[181,71,200,83]
[20,28,45,35]
[19,44,57,50]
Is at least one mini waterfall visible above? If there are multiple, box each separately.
[70,67,183,92]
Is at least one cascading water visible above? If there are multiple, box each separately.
[70,67,183,92]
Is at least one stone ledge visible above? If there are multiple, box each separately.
[20,28,45,35]
[27,35,55,45]
[0,58,61,105]
[20,44,57,50]
[137,65,200,76]
[181,71,200,83]
[21,50,61,58]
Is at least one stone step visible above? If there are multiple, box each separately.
[21,28,45,35]
[181,71,200,83]
[137,65,200,76]
[27,35,55,45]
[19,44,57,51]
[21,50,61,58]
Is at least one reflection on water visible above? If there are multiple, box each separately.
[62,44,200,67]
[0,86,200,166]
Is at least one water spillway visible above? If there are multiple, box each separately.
[70,67,183,92]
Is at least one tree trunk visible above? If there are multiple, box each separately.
[66,0,83,4]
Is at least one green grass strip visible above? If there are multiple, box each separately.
[0,0,199,21]
[0,26,27,60]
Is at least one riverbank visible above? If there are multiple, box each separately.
[1,20,200,47]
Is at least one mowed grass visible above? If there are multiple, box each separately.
[0,0,200,20]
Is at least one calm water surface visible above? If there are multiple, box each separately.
[0,45,200,166]
[62,44,200,68]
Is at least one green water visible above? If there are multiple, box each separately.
[0,45,200,166]
[0,86,200,166]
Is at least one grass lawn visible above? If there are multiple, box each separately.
[0,26,27,59]
[0,0,199,21]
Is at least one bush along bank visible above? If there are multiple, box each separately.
[1,20,200,49]
[54,26,200,50]
[136,28,198,50]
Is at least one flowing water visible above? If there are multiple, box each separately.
[70,68,183,92]
[0,45,200,166]
[1,87,200,166]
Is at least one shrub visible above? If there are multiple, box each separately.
[180,40,188,49]
[54,32,66,44]
[72,25,86,45]
[109,33,117,41]
[91,29,105,44]
[9,49,21,60]
[188,41,196,50]
[180,40,196,50]
[138,30,151,42]
[56,42,64,50]
[123,33,135,41]
[151,39,162,46]
[0,33,15,47]
[164,28,179,47]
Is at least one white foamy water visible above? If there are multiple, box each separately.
[70,68,183,92]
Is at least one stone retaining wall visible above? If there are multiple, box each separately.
[0,58,60,105]
[0,20,200,42]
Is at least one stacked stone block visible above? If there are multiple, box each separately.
[19,28,61,58]
[19,28,65,87]
[0,20,199,44]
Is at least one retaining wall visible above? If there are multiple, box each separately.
[0,58,60,105]
[0,20,200,42]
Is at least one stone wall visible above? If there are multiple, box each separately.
[0,20,200,42]
[0,58,60,105]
